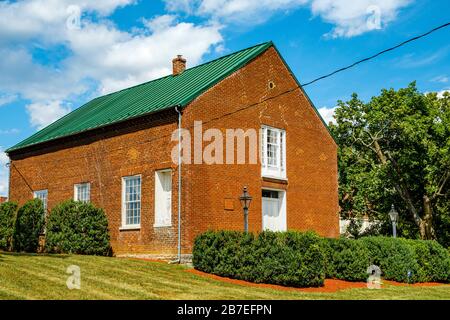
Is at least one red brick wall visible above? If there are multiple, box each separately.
[8,46,339,255]
[182,47,339,251]
[9,113,181,255]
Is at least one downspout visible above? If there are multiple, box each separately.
[6,160,11,201]
[170,106,183,264]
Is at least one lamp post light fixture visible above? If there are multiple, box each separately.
[388,204,399,238]
[239,186,252,233]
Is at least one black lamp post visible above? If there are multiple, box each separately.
[239,186,252,233]
[389,204,399,238]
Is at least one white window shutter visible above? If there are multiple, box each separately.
[164,174,172,225]
[155,170,172,227]
[280,131,284,172]
[261,127,266,167]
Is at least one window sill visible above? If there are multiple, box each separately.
[154,224,172,228]
[119,226,141,231]
[262,176,288,184]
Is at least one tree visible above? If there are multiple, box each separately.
[330,83,449,241]
[45,200,111,256]
[13,199,45,252]
[0,202,18,251]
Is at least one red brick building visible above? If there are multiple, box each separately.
[6,42,339,259]
[0,197,7,204]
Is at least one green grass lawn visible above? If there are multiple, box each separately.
[0,252,449,300]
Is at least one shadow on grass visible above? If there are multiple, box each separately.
[0,250,70,259]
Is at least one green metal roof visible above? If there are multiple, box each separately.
[8,41,273,153]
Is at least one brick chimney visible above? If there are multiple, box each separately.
[172,55,186,76]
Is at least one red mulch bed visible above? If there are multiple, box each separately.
[186,269,449,293]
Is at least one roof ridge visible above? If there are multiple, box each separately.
[183,40,272,73]
[88,41,273,101]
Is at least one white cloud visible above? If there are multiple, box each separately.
[0,128,20,135]
[0,0,136,43]
[0,0,411,134]
[144,14,178,32]
[431,75,449,84]
[394,47,449,69]
[64,17,222,94]
[0,147,9,197]
[0,48,87,102]
[318,106,337,124]
[26,101,72,129]
[0,94,18,107]
[310,0,412,38]
[424,89,449,99]
[165,0,412,37]
[436,89,449,99]
[0,1,223,128]
[166,0,309,25]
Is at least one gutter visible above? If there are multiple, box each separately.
[170,106,183,264]
[5,161,11,201]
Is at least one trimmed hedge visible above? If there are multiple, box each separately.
[45,200,111,256]
[323,238,370,281]
[193,231,326,287]
[194,231,450,287]
[405,239,450,283]
[0,202,18,251]
[13,199,45,252]
[327,237,450,283]
[359,237,421,283]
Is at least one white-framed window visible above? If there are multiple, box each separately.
[154,169,172,227]
[33,190,48,212]
[121,175,141,229]
[261,126,286,179]
[74,183,90,203]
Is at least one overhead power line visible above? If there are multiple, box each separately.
[301,22,450,87]
[7,23,450,168]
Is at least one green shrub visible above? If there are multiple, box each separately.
[193,230,326,288]
[0,202,18,251]
[45,200,111,256]
[194,232,450,286]
[319,238,334,278]
[325,238,370,281]
[323,237,450,283]
[405,240,450,283]
[13,199,45,252]
[360,237,421,283]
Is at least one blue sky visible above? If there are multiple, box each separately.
[0,0,449,196]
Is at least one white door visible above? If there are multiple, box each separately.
[262,190,286,231]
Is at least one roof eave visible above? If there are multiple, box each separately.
[6,105,183,155]
[270,44,337,145]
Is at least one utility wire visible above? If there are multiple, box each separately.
[7,23,450,175]
[5,87,302,210]
[42,17,449,155]
[9,162,34,194]
[301,22,450,87]
[9,85,303,164]
[8,162,50,214]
